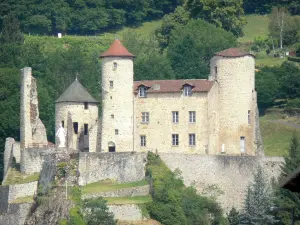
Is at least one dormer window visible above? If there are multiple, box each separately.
[138,86,147,98]
[183,85,192,96]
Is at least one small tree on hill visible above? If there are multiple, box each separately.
[227,207,240,225]
[240,166,277,225]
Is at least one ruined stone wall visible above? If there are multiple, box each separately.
[7,181,37,202]
[108,204,144,221]
[20,67,47,149]
[209,56,256,155]
[78,152,146,185]
[55,102,98,151]
[159,153,283,212]
[0,203,32,225]
[101,57,134,152]
[21,147,56,174]
[3,138,15,179]
[134,92,209,154]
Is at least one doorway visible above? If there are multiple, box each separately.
[108,141,116,152]
[240,136,245,153]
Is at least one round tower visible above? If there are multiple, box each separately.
[100,40,135,152]
[55,78,99,152]
[209,48,256,155]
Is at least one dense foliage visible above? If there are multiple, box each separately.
[167,19,237,79]
[0,0,182,34]
[146,152,225,225]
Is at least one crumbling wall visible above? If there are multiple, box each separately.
[78,152,146,185]
[159,153,283,212]
[3,138,15,179]
[21,147,56,174]
[0,203,32,225]
[20,67,47,149]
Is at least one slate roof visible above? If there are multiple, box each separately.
[134,79,213,93]
[55,79,98,103]
[100,39,134,58]
[215,48,254,58]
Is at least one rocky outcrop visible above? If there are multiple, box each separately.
[25,187,74,225]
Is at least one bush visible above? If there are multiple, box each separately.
[288,56,300,62]
[146,152,225,225]
[286,98,300,108]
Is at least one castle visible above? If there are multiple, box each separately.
[55,39,258,155]
[1,40,283,224]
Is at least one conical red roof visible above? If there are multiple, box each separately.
[100,39,134,58]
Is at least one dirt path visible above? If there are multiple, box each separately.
[270,120,300,129]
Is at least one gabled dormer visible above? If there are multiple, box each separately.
[182,83,194,96]
[137,84,150,98]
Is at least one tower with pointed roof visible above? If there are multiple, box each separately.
[209,48,256,155]
[99,39,135,152]
[55,78,99,152]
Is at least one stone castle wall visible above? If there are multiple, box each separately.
[55,102,98,151]
[101,57,134,152]
[78,152,146,185]
[134,92,209,154]
[21,147,56,174]
[159,153,283,212]
[108,204,144,221]
[0,203,32,225]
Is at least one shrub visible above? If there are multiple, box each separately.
[288,56,300,62]
[286,98,300,108]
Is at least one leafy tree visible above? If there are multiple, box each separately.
[155,6,190,50]
[82,197,116,225]
[122,31,175,81]
[167,19,236,79]
[24,15,52,34]
[239,166,277,225]
[185,0,246,37]
[0,14,24,68]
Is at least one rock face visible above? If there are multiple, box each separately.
[25,188,74,225]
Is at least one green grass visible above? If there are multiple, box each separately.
[81,180,148,195]
[260,115,300,156]
[10,195,34,204]
[105,196,152,205]
[255,51,287,67]
[3,168,39,185]
[238,15,269,43]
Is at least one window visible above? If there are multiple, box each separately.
[183,85,192,96]
[140,135,146,147]
[111,114,114,119]
[61,120,64,128]
[138,86,146,97]
[73,122,78,134]
[189,111,196,123]
[113,62,117,70]
[115,129,119,135]
[248,110,251,124]
[214,66,218,76]
[110,81,113,88]
[84,102,88,109]
[172,134,179,146]
[141,112,149,123]
[172,111,179,123]
[84,124,88,135]
[240,136,245,153]
[189,134,196,146]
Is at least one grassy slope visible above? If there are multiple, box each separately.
[238,15,286,67]
[3,168,39,185]
[260,114,300,156]
[105,196,152,205]
[81,180,148,195]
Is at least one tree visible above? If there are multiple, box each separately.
[185,0,246,37]
[227,207,240,225]
[82,197,116,225]
[155,6,190,50]
[269,7,290,49]
[274,134,300,225]
[167,19,236,79]
[240,166,277,225]
[122,31,175,81]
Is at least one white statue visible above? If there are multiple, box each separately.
[56,123,66,147]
